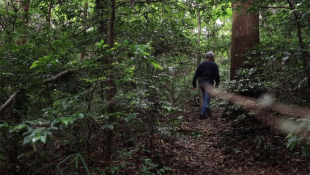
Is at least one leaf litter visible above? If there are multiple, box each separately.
[165,107,310,175]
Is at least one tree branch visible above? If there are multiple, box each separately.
[0,70,74,114]
[0,89,22,113]
[245,1,290,9]
[115,0,162,9]
[43,70,73,84]
[257,6,290,9]
[66,18,110,40]
[0,16,6,30]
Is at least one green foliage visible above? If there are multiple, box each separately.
[140,158,171,175]
[219,0,310,157]
[57,153,91,175]
[0,0,238,173]
[284,118,310,157]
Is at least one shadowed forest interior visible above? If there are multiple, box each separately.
[1,0,310,174]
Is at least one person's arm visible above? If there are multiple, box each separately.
[192,66,200,88]
[214,64,220,88]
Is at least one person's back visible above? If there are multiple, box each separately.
[193,61,219,87]
[192,51,220,119]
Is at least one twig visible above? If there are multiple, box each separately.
[43,70,72,84]
[183,99,192,104]
[0,16,6,30]
[0,89,22,113]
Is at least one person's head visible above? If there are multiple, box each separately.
[205,51,215,61]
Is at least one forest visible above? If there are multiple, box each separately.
[1,0,310,174]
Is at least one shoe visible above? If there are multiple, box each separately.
[199,114,207,120]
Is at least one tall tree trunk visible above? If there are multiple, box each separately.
[223,0,259,120]
[230,0,259,80]
[287,0,309,91]
[96,0,108,36]
[18,0,30,45]
[95,0,109,99]
[105,0,116,166]
[196,11,203,106]
[47,2,52,27]
[81,1,88,60]
[13,0,31,120]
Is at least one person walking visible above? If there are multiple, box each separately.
[192,51,220,119]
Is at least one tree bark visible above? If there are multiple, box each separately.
[81,1,88,60]
[95,0,109,100]
[104,0,117,166]
[43,70,72,84]
[47,2,52,27]
[287,0,309,91]
[230,0,259,80]
[18,0,30,45]
[196,11,203,107]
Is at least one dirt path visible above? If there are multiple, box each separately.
[168,107,310,175]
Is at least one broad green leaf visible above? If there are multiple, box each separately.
[11,123,27,133]
[101,124,114,130]
[123,40,129,45]
[24,136,31,144]
[29,61,39,69]
[40,135,47,144]
[32,135,41,143]
[0,123,9,128]
[164,6,171,13]
[62,120,68,126]
[142,52,150,56]
[78,113,84,119]
[151,62,163,70]
[59,117,74,126]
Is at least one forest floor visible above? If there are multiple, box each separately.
[165,107,310,175]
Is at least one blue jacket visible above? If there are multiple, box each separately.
[192,60,220,88]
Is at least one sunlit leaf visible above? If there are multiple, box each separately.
[32,135,41,143]
[151,62,163,70]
